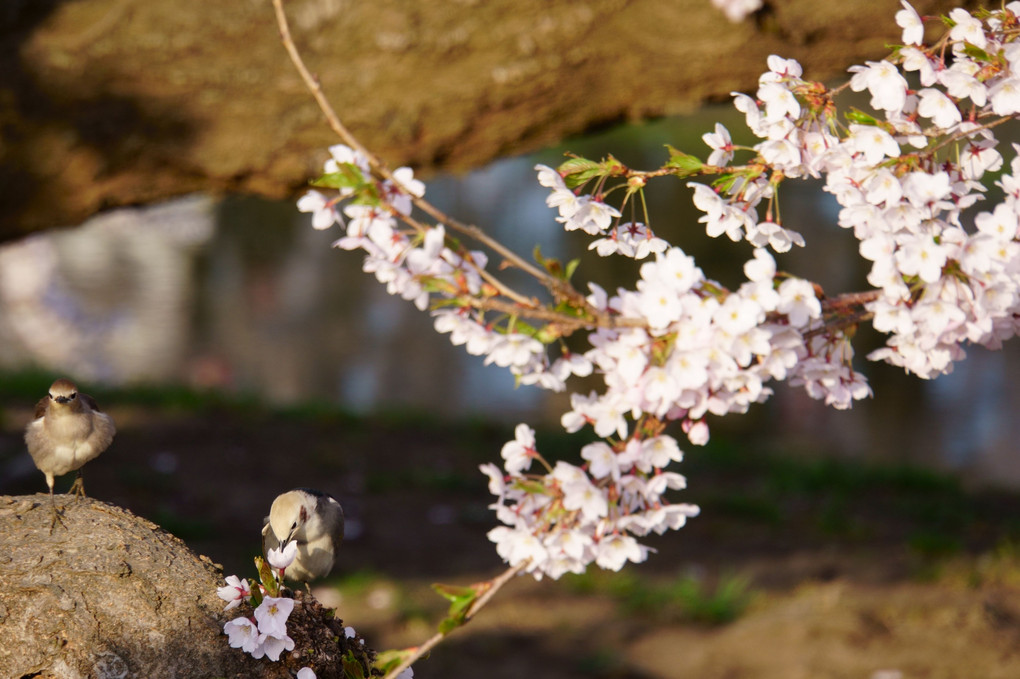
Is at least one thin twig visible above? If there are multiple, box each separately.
[928,114,1014,156]
[821,289,881,311]
[273,0,887,342]
[271,0,575,305]
[399,211,536,307]
[381,563,528,679]
[464,561,527,619]
[462,296,646,332]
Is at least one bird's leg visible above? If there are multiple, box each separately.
[47,485,67,534]
[68,471,86,499]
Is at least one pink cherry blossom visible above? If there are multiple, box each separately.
[216,575,251,611]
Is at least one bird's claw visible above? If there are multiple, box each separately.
[68,475,87,499]
[48,502,67,535]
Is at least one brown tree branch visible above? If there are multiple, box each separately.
[270,0,584,310]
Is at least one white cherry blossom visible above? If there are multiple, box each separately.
[217,575,251,611]
[896,1,924,45]
[294,2,1020,584]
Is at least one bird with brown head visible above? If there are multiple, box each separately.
[24,378,115,530]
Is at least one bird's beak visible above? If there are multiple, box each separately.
[55,396,71,404]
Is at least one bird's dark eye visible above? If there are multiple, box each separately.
[69,393,77,400]
[290,522,297,531]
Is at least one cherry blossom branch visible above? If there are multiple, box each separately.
[820,290,882,311]
[274,0,897,345]
[381,563,527,679]
[463,295,647,332]
[399,210,537,307]
[465,560,529,617]
[267,0,1020,634]
[928,114,1014,155]
[271,0,587,311]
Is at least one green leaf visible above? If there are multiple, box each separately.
[420,276,457,295]
[255,556,279,598]
[533,244,548,267]
[535,324,562,344]
[664,145,705,176]
[432,583,481,635]
[556,154,629,188]
[602,154,626,176]
[437,616,461,635]
[342,650,368,679]
[506,318,537,338]
[557,156,600,176]
[534,245,569,279]
[558,152,612,186]
[511,478,553,495]
[960,43,992,62]
[311,163,367,190]
[374,649,415,675]
[533,246,579,283]
[433,583,479,602]
[429,296,468,310]
[556,156,603,189]
[710,174,740,194]
[844,108,878,125]
[552,299,588,318]
[348,186,382,207]
[564,257,581,282]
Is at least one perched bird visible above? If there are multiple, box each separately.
[262,488,344,583]
[24,378,116,527]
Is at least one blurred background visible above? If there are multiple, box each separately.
[2,110,1020,679]
[2,1,1019,678]
[2,109,1019,487]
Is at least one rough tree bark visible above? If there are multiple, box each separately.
[0,494,370,679]
[0,0,976,241]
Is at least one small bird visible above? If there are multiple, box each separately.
[24,378,116,528]
[262,488,344,583]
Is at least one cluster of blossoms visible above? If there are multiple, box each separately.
[222,591,299,663]
[297,2,1020,580]
[218,540,412,678]
[695,1,1020,379]
[218,541,307,664]
[484,424,700,578]
[299,144,579,391]
[536,163,669,259]
[481,198,863,575]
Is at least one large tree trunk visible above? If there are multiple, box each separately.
[0,494,369,679]
[0,0,975,240]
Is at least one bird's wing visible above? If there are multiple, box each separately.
[80,393,102,412]
[319,494,345,542]
[32,396,48,420]
[261,517,277,558]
